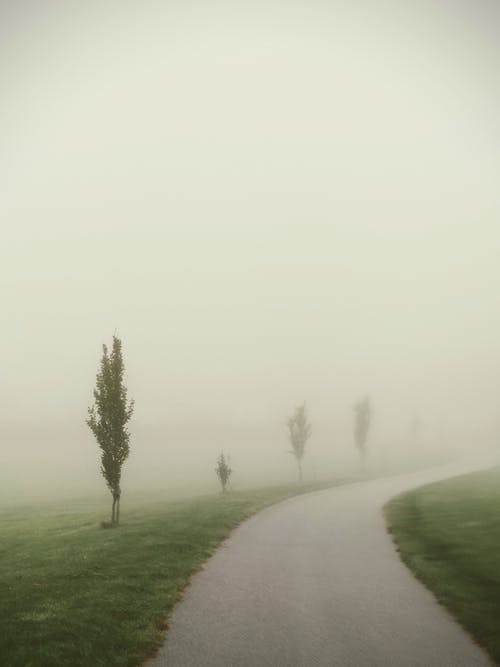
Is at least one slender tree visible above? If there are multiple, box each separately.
[354,396,371,471]
[286,402,312,481]
[87,335,134,525]
[215,452,232,493]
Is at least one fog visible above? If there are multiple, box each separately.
[1,1,499,504]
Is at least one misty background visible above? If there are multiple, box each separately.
[1,1,499,503]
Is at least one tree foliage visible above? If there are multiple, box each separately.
[87,335,134,524]
[286,402,312,481]
[215,452,232,493]
[354,396,371,470]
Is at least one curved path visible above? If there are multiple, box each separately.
[150,463,493,666]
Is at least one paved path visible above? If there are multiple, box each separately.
[150,463,493,666]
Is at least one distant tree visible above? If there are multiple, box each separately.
[215,452,232,493]
[354,396,371,471]
[286,402,312,481]
[87,335,134,525]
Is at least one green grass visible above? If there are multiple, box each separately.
[0,479,346,667]
[386,466,500,665]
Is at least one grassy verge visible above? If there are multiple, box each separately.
[0,478,347,667]
[385,467,500,665]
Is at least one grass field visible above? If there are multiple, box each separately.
[0,478,348,667]
[386,466,500,666]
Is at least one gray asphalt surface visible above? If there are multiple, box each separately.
[149,463,493,667]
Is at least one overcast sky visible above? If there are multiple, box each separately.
[1,1,499,496]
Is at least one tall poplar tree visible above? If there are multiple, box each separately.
[354,396,371,471]
[286,402,312,481]
[87,335,134,525]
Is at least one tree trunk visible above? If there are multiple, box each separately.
[298,459,303,482]
[111,492,120,524]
